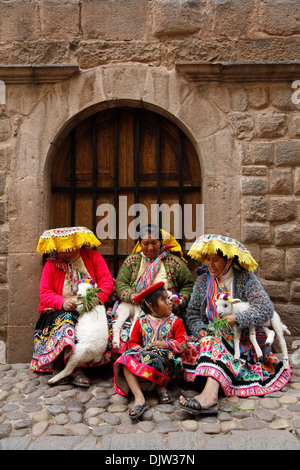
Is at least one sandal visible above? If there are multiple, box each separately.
[178,397,218,416]
[128,402,150,419]
[158,391,173,404]
[71,373,91,388]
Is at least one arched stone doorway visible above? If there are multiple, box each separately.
[51,106,202,276]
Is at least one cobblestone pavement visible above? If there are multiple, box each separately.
[0,360,300,451]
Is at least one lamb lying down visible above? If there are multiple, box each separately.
[215,293,290,370]
[48,280,109,385]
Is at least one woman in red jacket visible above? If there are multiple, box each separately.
[30,227,114,387]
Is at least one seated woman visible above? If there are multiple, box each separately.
[30,226,114,387]
[179,234,292,415]
[115,224,194,325]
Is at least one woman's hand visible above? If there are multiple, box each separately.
[222,314,237,328]
[62,298,78,311]
[198,329,208,338]
[151,340,170,350]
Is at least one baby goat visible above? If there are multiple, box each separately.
[215,293,290,369]
[48,280,109,385]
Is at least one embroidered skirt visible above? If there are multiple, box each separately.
[30,309,114,372]
[181,333,292,397]
[114,348,182,396]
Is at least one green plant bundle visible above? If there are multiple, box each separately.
[80,287,100,314]
[207,317,233,335]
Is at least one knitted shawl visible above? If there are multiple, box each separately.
[186,268,274,337]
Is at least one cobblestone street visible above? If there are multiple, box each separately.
[0,358,299,450]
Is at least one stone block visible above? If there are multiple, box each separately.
[152,0,202,38]
[261,0,300,36]
[241,177,266,195]
[247,85,269,110]
[256,112,286,138]
[6,325,35,364]
[269,168,292,195]
[239,142,251,165]
[275,224,300,246]
[81,0,150,41]
[275,140,300,166]
[290,282,300,301]
[269,197,296,222]
[39,0,80,41]
[229,113,254,140]
[294,168,300,195]
[0,146,12,171]
[243,223,271,244]
[0,257,7,283]
[0,201,5,224]
[0,288,8,325]
[0,172,5,196]
[230,88,248,111]
[0,118,11,142]
[260,248,285,281]
[270,85,296,112]
[243,196,267,221]
[211,0,255,39]
[8,253,41,327]
[261,280,290,302]
[286,248,300,278]
[251,141,274,165]
[0,0,40,42]
[288,114,300,138]
[242,166,267,176]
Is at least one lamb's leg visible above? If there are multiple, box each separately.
[129,306,141,335]
[270,312,290,370]
[48,350,82,385]
[233,326,242,362]
[249,327,263,362]
[112,303,132,350]
[262,325,276,345]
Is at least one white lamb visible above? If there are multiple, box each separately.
[112,302,141,350]
[48,280,109,385]
[215,293,290,370]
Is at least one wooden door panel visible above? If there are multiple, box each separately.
[51,108,201,276]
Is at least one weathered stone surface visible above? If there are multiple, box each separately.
[256,112,286,138]
[260,248,285,281]
[269,168,293,194]
[269,197,296,222]
[275,140,300,166]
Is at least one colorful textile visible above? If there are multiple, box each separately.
[181,334,292,397]
[183,267,292,396]
[37,226,100,254]
[114,313,189,396]
[204,260,233,323]
[131,247,170,294]
[188,234,258,272]
[30,308,113,372]
[115,253,194,314]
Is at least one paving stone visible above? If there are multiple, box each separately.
[231,430,300,450]
[101,432,163,450]
[93,424,114,436]
[157,421,180,433]
[0,437,31,450]
[241,417,266,430]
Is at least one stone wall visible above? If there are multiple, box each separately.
[0,0,300,67]
[0,0,299,362]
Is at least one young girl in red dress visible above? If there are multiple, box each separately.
[114,281,189,419]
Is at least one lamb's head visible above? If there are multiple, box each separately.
[76,279,104,314]
[215,293,233,318]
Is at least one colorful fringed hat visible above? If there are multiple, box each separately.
[132,228,186,263]
[132,281,165,303]
[188,234,258,272]
[36,227,101,254]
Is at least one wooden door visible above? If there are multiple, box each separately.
[51,107,202,276]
